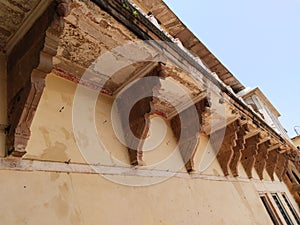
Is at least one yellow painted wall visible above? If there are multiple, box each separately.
[0,170,289,225]
[1,74,298,225]
[25,74,85,163]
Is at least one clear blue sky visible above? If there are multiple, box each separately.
[163,0,300,138]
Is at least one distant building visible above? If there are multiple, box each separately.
[292,135,300,150]
[238,87,290,139]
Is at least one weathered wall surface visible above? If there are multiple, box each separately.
[0,169,289,225]
[25,74,83,163]
[1,1,299,224]
[12,74,297,225]
[23,74,283,181]
[25,74,184,166]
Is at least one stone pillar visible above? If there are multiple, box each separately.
[0,54,7,157]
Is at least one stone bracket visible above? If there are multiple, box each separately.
[6,1,69,157]
[254,139,271,180]
[241,134,260,178]
[115,66,162,165]
[275,153,288,181]
[7,76,45,157]
[170,99,208,172]
[229,122,246,177]
[266,149,279,181]
[215,120,239,176]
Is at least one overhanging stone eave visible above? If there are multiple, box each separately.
[79,0,293,154]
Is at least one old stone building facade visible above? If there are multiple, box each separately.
[0,0,299,224]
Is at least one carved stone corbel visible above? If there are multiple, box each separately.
[170,98,208,172]
[56,0,71,17]
[170,108,199,172]
[229,122,246,177]
[275,153,288,181]
[8,75,45,157]
[115,66,161,165]
[127,101,151,166]
[266,149,279,181]
[6,1,70,156]
[215,120,240,176]
[241,134,260,178]
[254,139,271,180]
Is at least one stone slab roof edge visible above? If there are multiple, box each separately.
[137,0,245,93]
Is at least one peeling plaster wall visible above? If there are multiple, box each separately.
[25,74,188,167]
[18,73,300,224]
[25,74,84,163]
[1,0,299,224]
[25,74,272,179]
[0,170,292,225]
[142,117,180,166]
